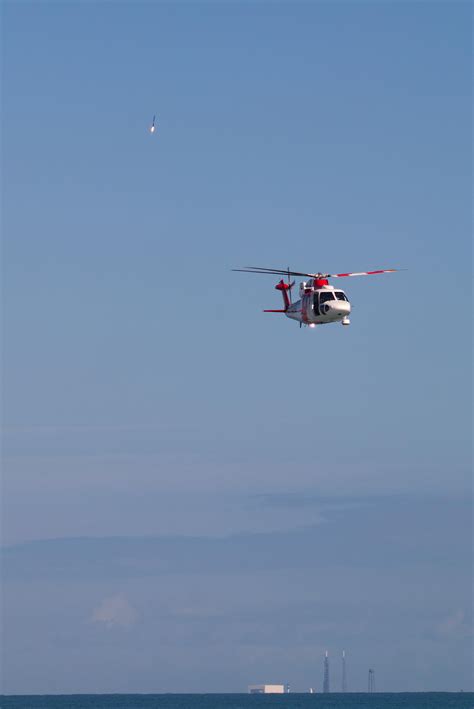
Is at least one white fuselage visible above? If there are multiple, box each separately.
[286,284,351,325]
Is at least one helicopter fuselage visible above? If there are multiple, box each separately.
[286,284,351,326]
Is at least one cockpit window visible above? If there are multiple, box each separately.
[319,292,336,304]
[335,292,348,301]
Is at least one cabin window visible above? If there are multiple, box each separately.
[319,292,336,304]
[335,292,348,301]
[313,293,320,315]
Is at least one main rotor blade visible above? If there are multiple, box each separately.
[233,266,403,279]
[232,266,316,278]
[327,269,400,278]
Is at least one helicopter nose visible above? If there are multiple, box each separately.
[322,301,351,317]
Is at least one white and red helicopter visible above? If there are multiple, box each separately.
[233,265,401,327]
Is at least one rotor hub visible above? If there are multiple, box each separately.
[313,278,329,288]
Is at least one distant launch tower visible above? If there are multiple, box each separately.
[323,651,330,693]
[342,650,347,692]
[368,668,375,693]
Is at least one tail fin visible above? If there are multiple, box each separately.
[274,278,294,311]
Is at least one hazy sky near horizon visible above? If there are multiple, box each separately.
[2,0,472,695]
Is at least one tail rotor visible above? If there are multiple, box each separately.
[287,267,294,304]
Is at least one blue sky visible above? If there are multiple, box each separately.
[2,0,472,694]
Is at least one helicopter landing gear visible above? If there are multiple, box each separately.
[342,317,350,326]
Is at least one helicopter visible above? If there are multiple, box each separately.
[233,265,401,327]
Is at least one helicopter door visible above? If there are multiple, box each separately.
[313,293,320,316]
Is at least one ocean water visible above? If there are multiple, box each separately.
[2,694,473,709]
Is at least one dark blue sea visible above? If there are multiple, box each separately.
[2,694,474,709]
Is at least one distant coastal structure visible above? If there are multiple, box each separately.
[368,668,375,693]
[323,651,330,693]
[248,684,285,694]
[342,650,347,692]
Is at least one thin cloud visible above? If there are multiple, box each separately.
[91,593,138,629]
[435,610,472,639]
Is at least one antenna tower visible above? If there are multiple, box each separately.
[342,650,347,692]
[323,651,330,693]
[368,668,375,693]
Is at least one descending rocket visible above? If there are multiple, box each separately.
[150,115,156,133]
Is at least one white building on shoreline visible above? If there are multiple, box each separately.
[248,684,285,694]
